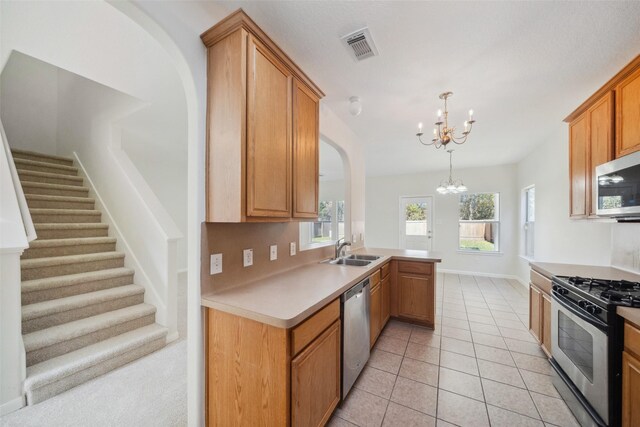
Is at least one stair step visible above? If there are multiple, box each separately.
[23,237,117,259]
[34,223,109,240]
[18,170,84,187]
[24,303,157,366]
[21,252,125,281]
[26,194,95,210]
[14,158,79,176]
[30,208,102,224]
[12,149,74,167]
[22,284,145,333]
[22,267,135,305]
[22,182,89,198]
[24,323,167,404]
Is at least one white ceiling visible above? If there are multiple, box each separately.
[181,1,640,176]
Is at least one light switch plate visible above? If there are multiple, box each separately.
[270,245,278,261]
[290,242,296,256]
[352,233,357,243]
[210,253,222,275]
[243,249,253,267]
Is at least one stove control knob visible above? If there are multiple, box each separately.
[586,305,602,315]
[558,288,569,296]
[578,300,588,308]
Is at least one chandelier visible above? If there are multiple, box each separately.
[416,91,475,149]
[437,150,468,194]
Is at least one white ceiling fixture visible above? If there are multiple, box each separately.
[417,91,475,150]
[349,96,362,116]
[437,150,467,195]
[340,27,379,62]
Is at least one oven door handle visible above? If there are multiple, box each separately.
[552,291,608,333]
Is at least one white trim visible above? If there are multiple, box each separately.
[398,195,434,250]
[456,250,504,256]
[519,255,535,263]
[0,395,25,416]
[439,268,528,290]
[73,153,168,327]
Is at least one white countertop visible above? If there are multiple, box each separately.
[201,247,442,328]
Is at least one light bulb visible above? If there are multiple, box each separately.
[457,184,468,192]
[447,184,457,191]
[437,109,443,120]
[469,109,474,120]
[418,122,423,133]
[437,186,446,194]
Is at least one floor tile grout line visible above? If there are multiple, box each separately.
[468,275,491,426]
[487,276,546,423]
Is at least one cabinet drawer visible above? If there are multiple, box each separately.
[398,261,432,276]
[370,269,381,287]
[530,269,552,295]
[625,321,640,358]
[291,299,340,356]
[381,262,390,279]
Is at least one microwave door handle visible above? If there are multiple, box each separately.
[552,291,608,332]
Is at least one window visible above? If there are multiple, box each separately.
[300,199,345,249]
[458,193,500,252]
[523,186,535,258]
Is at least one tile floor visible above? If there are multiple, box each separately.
[329,273,580,427]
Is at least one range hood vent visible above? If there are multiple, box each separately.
[340,27,379,61]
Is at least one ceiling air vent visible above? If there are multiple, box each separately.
[340,27,379,61]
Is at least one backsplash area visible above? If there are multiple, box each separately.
[200,222,333,294]
[611,223,640,274]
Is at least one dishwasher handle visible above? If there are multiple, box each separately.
[343,278,370,302]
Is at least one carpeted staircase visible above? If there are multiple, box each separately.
[11,149,168,405]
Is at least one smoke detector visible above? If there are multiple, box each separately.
[340,27,379,61]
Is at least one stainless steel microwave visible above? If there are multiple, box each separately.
[596,150,640,218]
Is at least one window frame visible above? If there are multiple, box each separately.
[522,185,535,260]
[299,199,345,251]
[457,192,501,254]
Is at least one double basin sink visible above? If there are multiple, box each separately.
[327,254,380,267]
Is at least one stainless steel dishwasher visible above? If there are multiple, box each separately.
[341,277,370,399]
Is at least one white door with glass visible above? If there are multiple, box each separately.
[399,196,433,250]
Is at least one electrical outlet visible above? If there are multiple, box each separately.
[290,242,296,256]
[352,233,357,243]
[270,245,278,261]
[210,253,222,275]
[243,249,253,267]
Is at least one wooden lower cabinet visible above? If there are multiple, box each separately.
[292,320,341,427]
[623,350,640,426]
[529,284,542,342]
[541,293,552,357]
[381,274,391,326]
[397,273,434,327]
[205,299,340,426]
[370,283,381,349]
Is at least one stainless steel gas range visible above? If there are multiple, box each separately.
[550,275,640,427]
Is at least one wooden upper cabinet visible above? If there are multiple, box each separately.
[201,9,324,222]
[588,92,614,215]
[292,80,320,218]
[569,114,589,218]
[246,36,292,218]
[616,66,640,158]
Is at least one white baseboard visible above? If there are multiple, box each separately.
[0,395,25,416]
[438,268,529,291]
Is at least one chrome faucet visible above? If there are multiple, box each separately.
[335,238,351,259]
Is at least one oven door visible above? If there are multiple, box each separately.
[551,295,609,424]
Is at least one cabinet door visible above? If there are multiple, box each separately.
[589,92,614,215]
[623,351,640,427]
[397,273,434,325]
[569,113,589,217]
[246,35,292,218]
[541,292,552,357]
[291,320,341,427]
[529,285,542,343]
[370,284,381,348]
[616,67,640,158]
[381,275,391,327]
[292,79,320,218]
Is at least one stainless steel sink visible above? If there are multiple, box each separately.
[347,254,381,261]
[328,258,372,267]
